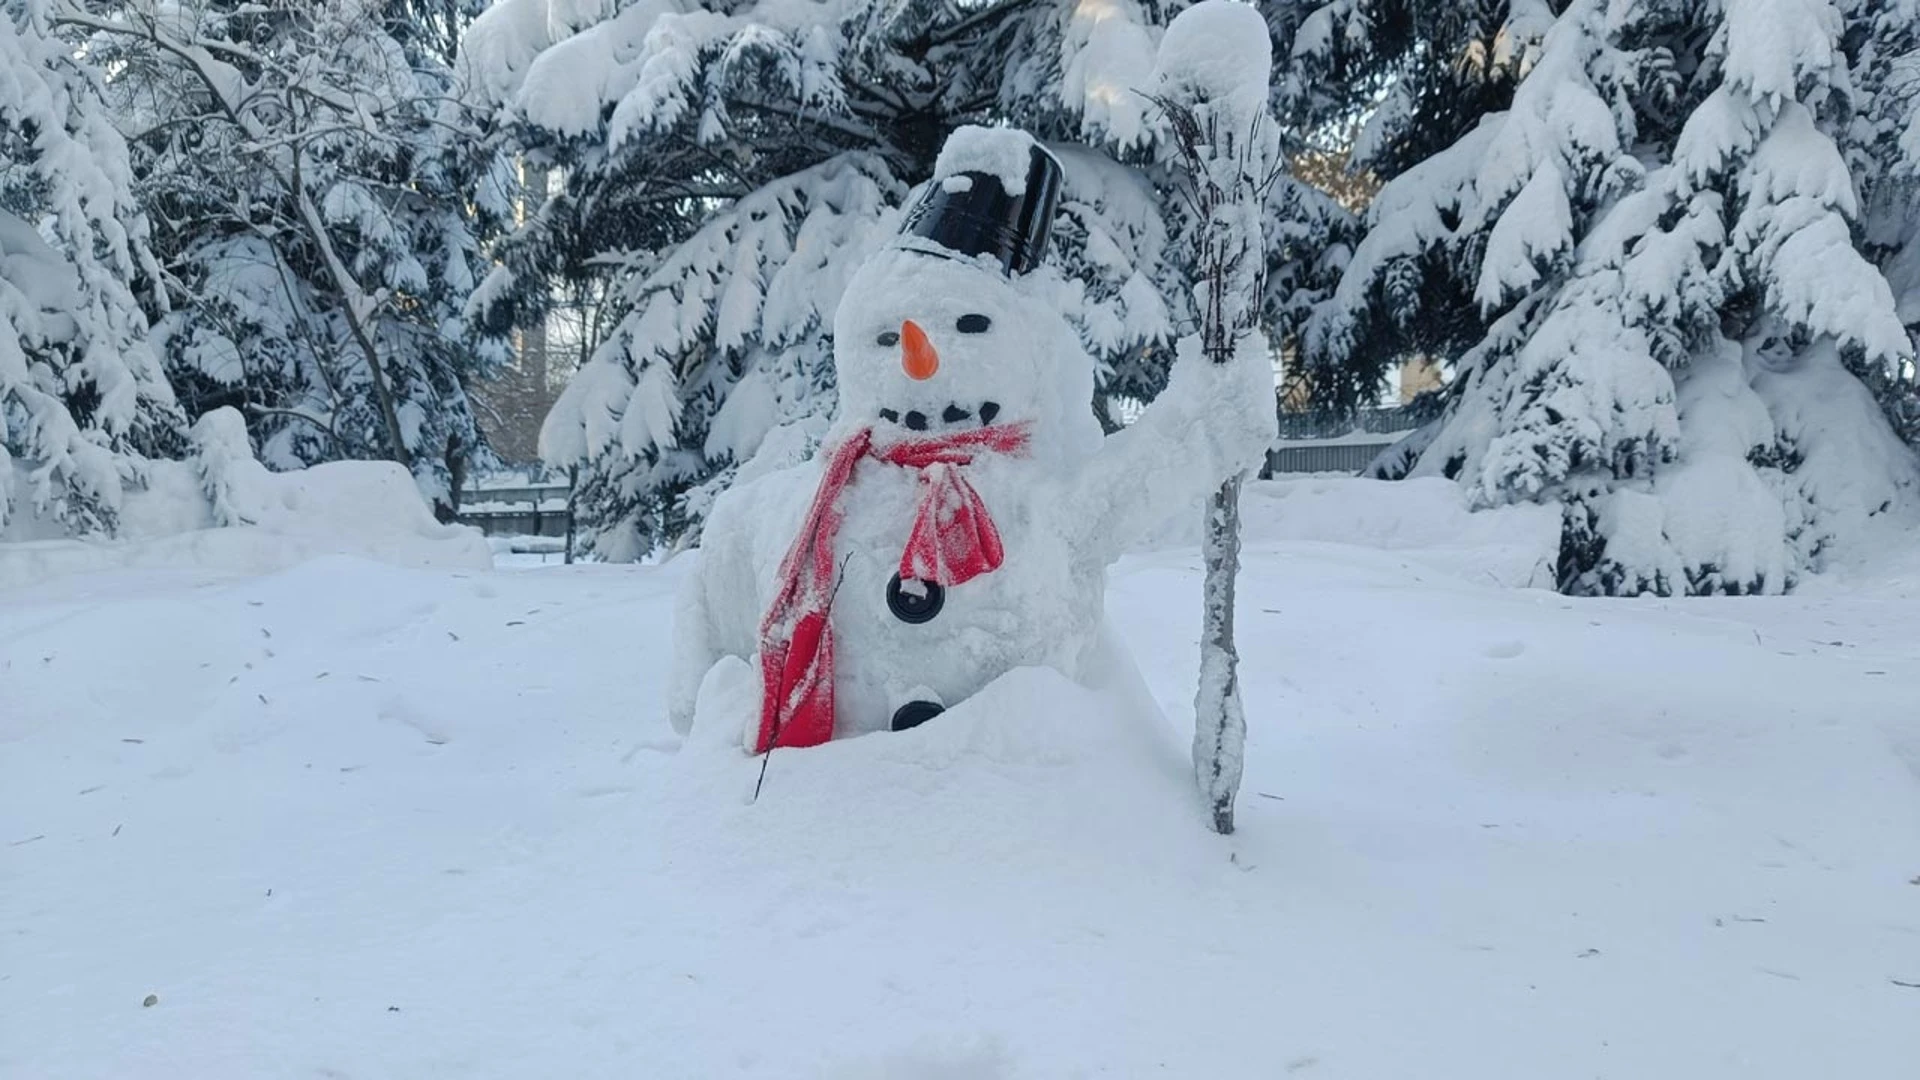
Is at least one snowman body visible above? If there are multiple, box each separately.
[690,446,1109,737]
[671,245,1276,744]
[669,132,1276,746]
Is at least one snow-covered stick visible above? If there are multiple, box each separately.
[1151,0,1278,835]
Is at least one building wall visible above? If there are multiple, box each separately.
[473,327,555,465]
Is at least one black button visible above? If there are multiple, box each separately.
[886,573,944,624]
[892,700,944,731]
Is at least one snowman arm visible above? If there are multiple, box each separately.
[1068,333,1276,563]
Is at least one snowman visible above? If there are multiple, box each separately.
[670,126,1276,751]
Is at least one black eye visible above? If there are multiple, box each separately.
[956,313,991,334]
[876,330,900,347]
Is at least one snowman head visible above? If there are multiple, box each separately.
[830,127,1101,465]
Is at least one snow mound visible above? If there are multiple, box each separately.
[0,442,489,591]
[681,631,1194,830]
[1141,476,1561,588]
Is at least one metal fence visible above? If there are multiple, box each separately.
[1272,405,1424,441]
[1266,441,1392,475]
[458,473,577,562]
[1264,405,1420,476]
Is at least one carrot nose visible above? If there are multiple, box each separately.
[900,319,939,380]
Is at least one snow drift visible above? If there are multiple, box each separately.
[0,409,489,589]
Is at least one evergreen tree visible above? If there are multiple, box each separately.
[60,0,509,519]
[461,0,1351,559]
[1840,0,1920,445]
[1,0,188,536]
[1307,0,1919,595]
[1284,0,1552,414]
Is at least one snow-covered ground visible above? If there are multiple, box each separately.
[4,477,1918,1079]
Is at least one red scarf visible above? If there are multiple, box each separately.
[754,423,1030,753]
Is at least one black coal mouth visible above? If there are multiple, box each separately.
[879,400,1002,431]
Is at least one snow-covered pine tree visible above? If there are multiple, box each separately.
[1840,0,1920,445]
[1,0,188,537]
[1285,0,1552,415]
[1315,0,1666,535]
[461,0,1352,558]
[1309,0,1920,595]
[61,0,509,520]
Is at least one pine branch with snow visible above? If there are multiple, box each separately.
[1839,0,1920,447]
[1,0,188,537]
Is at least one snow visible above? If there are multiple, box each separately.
[1234,476,1560,588]
[1750,338,1920,563]
[1720,0,1840,104]
[932,125,1041,198]
[1150,0,1272,121]
[0,210,82,317]
[1474,159,1574,309]
[702,368,780,463]
[6,476,1920,1077]
[1056,0,1161,151]
[461,0,666,134]
[0,429,490,590]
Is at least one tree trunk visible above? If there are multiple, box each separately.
[289,153,413,472]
